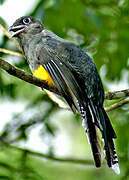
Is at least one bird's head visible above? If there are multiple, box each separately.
[9,16,44,38]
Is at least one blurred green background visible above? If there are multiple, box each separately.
[0,0,129,179]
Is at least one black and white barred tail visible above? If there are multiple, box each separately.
[79,102,120,174]
[79,104,102,168]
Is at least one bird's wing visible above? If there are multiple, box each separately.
[35,44,85,113]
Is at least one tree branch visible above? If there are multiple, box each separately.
[0,58,60,95]
[105,90,129,100]
[0,48,23,57]
[105,98,129,112]
[6,143,94,166]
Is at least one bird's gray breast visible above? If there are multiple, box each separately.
[23,34,43,72]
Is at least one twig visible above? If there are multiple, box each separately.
[105,98,129,112]
[105,90,129,100]
[6,144,94,166]
[0,58,60,95]
[0,48,23,57]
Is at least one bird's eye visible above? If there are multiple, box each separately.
[23,17,31,25]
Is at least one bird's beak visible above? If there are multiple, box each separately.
[8,24,26,37]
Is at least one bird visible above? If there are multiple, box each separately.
[9,16,120,174]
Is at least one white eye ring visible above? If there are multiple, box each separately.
[23,17,31,25]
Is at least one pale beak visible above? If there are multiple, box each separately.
[8,24,26,37]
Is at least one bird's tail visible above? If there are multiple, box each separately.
[79,104,101,167]
[79,102,120,174]
[101,109,120,174]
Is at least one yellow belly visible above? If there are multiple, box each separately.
[33,65,55,87]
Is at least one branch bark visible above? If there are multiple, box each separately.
[0,58,60,95]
